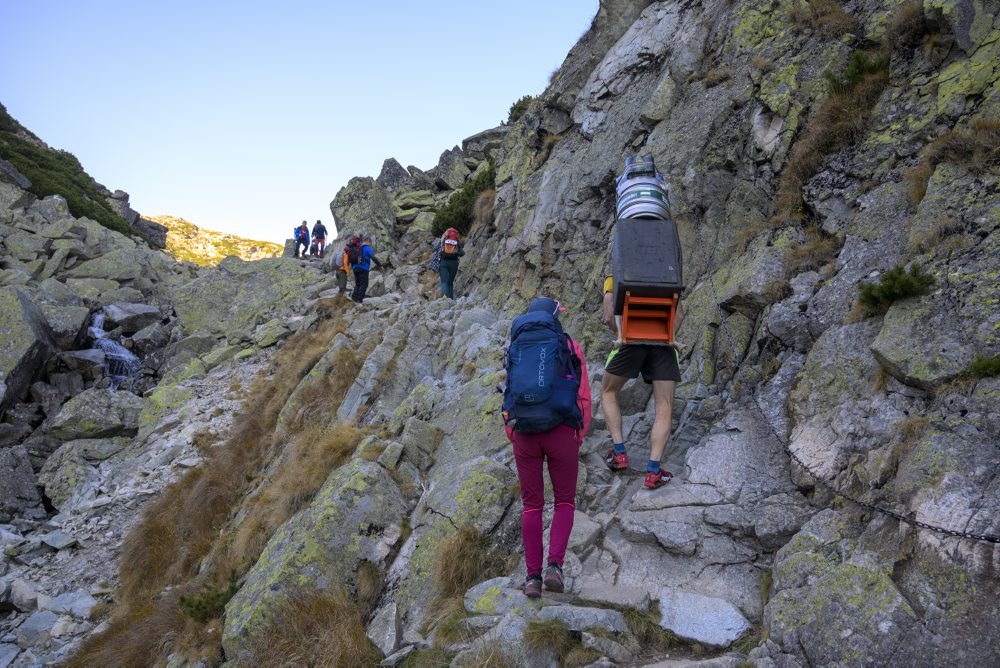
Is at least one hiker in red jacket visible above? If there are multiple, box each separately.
[502,297,592,598]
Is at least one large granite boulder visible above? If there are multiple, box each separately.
[170,256,326,341]
[376,158,417,193]
[328,176,396,252]
[103,302,162,334]
[0,446,46,522]
[43,388,143,440]
[0,286,53,417]
[222,459,409,660]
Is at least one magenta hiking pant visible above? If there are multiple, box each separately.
[511,424,581,576]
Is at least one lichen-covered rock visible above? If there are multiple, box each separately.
[328,176,396,252]
[0,446,46,523]
[103,302,161,334]
[0,286,52,417]
[385,456,516,636]
[43,388,144,440]
[222,459,408,660]
[37,442,100,511]
[765,510,919,666]
[871,221,999,390]
[170,256,325,341]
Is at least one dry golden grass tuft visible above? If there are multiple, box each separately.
[884,0,929,50]
[760,355,783,382]
[789,0,860,38]
[874,366,891,393]
[783,228,842,277]
[355,560,384,615]
[236,589,381,667]
[773,64,888,223]
[68,590,223,668]
[750,55,775,72]
[531,133,563,171]
[433,526,507,599]
[423,595,470,647]
[457,646,518,667]
[905,118,1000,204]
[844,299,868,324]
[71,304,375,665]
[907,217,965,257]
[525,618,576,658]
[222,422,369,575]
[469,188,497,237]
[895,415,930,441]
[624,603,679,654]
[763,278,793,303]
[702,67,732,88]
[400,646,451,667]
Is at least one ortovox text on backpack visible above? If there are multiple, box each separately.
[502,311,583,433]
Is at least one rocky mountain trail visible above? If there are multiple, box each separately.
[2,0,1000,664]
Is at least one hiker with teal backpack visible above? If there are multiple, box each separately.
[502,297,592,598]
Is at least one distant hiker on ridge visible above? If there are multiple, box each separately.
[434,227,465,299]
[293,221,309,258]
[350,235,384,303]
[502,297,591,599]
[311,219,328,258]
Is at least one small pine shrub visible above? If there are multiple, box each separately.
[179,572,238,624]
[824,52,889,95]
[432,159,496,237]
[857,265,935,312]
[508,95,535,124]
[965,354,1000,378]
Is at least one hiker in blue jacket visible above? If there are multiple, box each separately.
[351,235,384,303]
[293,221,310,258]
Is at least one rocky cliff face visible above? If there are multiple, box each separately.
[1,0,998,666]
[148,215,283,266]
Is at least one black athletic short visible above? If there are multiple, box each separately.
[605,344,680,383]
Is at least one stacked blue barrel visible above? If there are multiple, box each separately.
[611,155,684,343]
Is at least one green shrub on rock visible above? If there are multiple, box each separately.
[965,354,1000,379]
[858,265,935,312]
[507,95,534,124]
[0,103,133,236]
[179,572,238,623]
[431,160,496,237]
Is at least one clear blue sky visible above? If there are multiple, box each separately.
[0,1,598,243]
